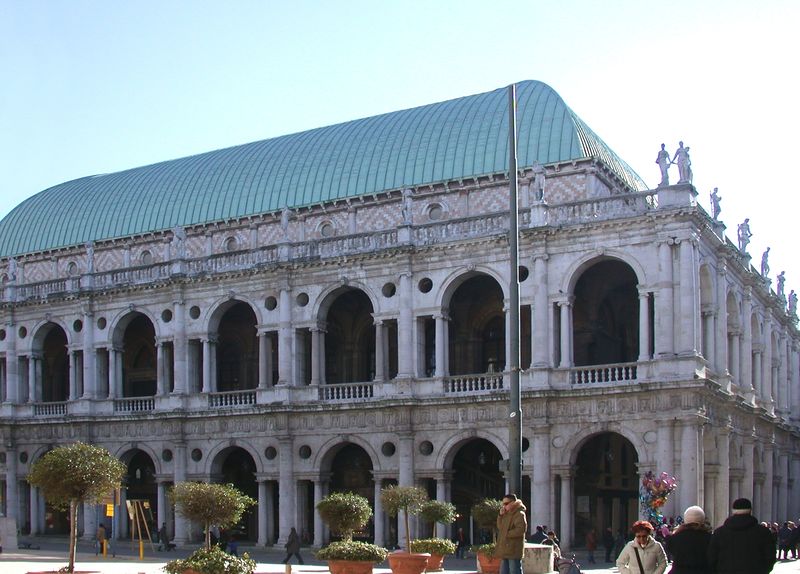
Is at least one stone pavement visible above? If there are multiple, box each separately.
[1,538,798,574]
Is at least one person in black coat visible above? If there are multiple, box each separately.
[664,506,711,574]
[602,527,615,563]
[707,498,776,574]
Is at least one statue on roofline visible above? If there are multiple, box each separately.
[656,143,671,186]
[710,187,722,220]
[777,271,786,299]
[671,141,692,184]
[788,290,797,317]
[737,218,752,252]
[760,247,770,277]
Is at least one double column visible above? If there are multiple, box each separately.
[557,297,573,368]
[201,336,217,393]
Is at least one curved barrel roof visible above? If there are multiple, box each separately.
[0,80,645,257]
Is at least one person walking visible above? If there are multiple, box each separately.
[664,505,711,574]
[454,527,468,559]
[602,527,614,563]
[281,526,304,564]
[585,527,597,563]
[496,493,527,574]
[708,498,776,574]
[616,520,667,574]
[95,523,106,556]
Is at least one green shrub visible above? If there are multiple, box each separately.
[316,492,372,541]
[163,545,256,574]
[471,542,497,557]
[316,540,389,563]
[409,538,457,555]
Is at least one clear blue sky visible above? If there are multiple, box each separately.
[2,0,798,296]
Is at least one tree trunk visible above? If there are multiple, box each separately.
[68,499,78,573]
[403,510,411,552]
[205,520,211,549]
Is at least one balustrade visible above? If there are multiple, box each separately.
[570,362,638,385]
[113,397,155,412]
[33,401,68,416]
[318,382,374,401]
[443,373,505,394]
[208,389,257,408]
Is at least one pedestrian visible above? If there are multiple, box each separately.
[664,505,711,574]
[530,524,547,544]
[602,527,614,563]
[585,527,597,563]
[778,521,794,560]
[228,534,239,556]
[282,526,304,564]
[615,520,667,574]
[95,523,106,556]
[707,498,776,574]
[454,527,468,559]
[496,493,527,574]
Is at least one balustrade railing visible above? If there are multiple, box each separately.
[33,401,68,416]
[443,373,505,394]
[319,382,374,401]
[208,389,257,408]
[113,397,155,412]
[570,362,638,385]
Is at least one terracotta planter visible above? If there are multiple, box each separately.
[476,552,501,574]
[387,550,430,574]
[326,559,375,574]
[424,552,445,571]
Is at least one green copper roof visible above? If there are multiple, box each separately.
[0,80,645,257]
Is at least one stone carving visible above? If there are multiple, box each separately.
[737,218,752,252]
[401,189,413,225]
[171,226,187,259]
[655,143,671,186]
[85,242,95,273]
[531,162,546,201]
[7,257,17,281]
[671,141,692,184]
[760,247,770,277]
[776,271,786,299]
[281,207,292,236]
[710,187,722,220]
[788,290,797,316]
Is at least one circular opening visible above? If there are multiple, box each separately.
[419,441,433,455]
[73,320,83,333]
[382,282,396,298]
[19,451,28,464]
[298,445,312,459]
[0,329,6,341]
[18,326,27,339]
[67,261,79,276]
[162,449,173,462]
[264,446,277,460]
[190,448,202,462]
[522,437,530,452]
[189,306,201,319]
[97,317,107,330]
[141,250,153,266]
[319,222,334,238]
[224,236,238,252]
[428,204,444,221]
[296,292,309,307]
[265,296,278,311]
[381,442,396,457]
[418,278,433,293]
[161,309,173,323]
[518,266,529,282]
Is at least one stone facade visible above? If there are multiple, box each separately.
[1,159,798,552]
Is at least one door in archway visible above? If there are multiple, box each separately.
[219,448,258,541]
[451,439,505,544]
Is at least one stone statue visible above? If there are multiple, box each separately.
[531,162,546,201]
[281,207,292,236]
[777,271,786,298]
[7,257,17,281]
[656,143,671,186]
[737,218,752,252]
[172,225,187,259]
[401,189,413,225]
[760,247,770,277]
[788,290,797,316]
[671,141,692,184]
[710,187,722,220]
[85,241,95,273]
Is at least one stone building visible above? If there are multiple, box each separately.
[0,80,798,550]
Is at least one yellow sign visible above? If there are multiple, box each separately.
[105,504,114,517]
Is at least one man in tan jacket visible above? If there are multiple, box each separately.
[497,493,527,574]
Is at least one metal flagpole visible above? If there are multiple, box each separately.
[507,83,523,495]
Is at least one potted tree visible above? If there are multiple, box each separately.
[27,442,126,574]
[380,485,430,574]
[410,500,457,571]
[315,491,388,574]
[163,482,256,574]
[470,498,503,574]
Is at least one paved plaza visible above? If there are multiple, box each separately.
[1,538,799,574]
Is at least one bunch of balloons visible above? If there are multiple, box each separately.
[639,470,677,525]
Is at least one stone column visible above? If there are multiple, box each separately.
[778,453,789,521]
[558,299,573,368]
[374,320,385,382]
[397,272,414,378]
[762,314,773,406]
[173,443,189,545]
[278,437,295,545]
[791,457,800,519]
[656,240,675,357]
[82,501,98,542]
[638,290,651,362]
[715,264,729,376]
[156,480,168,526]
[678,236,699,355]
[257,478,268,546]
[258,332,271,388]
[313,478,324,547]
[680,421,701,510]
[435,474,449,538]
[701,309,715,367]
[532,255,549,367]
[531,427,551,528]
[202,338,216,393]
[753,350,763,400]
[741,288,753,396]
[778,336,788,413]
[741,435,755,502]
[398,432,415,542]
[656,421,675,518]
[172,299,188,394]
[434,313,447,377]
[69,350,79,400]
[4,322,19,403]
[156,342,166,395]
[28,354,39,402]
[373,477,385,547]
[763,445,774,520]
[729,333,740,388]
[278,289,293,385]
[30,485,41,534]
[82,311,96,399]
[792,344,800,420]
[559,469,573,551]
[5,447,18,522]
[108,347,119,399]
[714,427,731,528]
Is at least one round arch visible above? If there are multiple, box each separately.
[205,295,263,334]
[315,435,381,472]
[560,250,648,295]
[434,429,509,470]
[205,440,264,475]
[561,423,646,468]
[436,266,508,309]
[30,319,72,351]
[314,282,380,321]
[109,308,160,347]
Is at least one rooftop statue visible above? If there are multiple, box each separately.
[531,162,546,201]
[777,271,786,299]
[710,187,722,220]
[172,226,187,259]
[737,218,752,252]
[760,247,770,277]
[7,257,17,280]
[671,141,692,184]
[789,290,797,317]
[401,189,413,225]
[656,143,671,186]
[85,241,95,273]
[281,207,293,236]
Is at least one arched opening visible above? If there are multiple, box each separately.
[121,314,157,397]
[448,275,505,375]
[125,450,158,536]
[214,448,258,541]
[573,260,639,366]
[216,302,258,391]
[40,324,69,402]
[324,290,376,383]
[450,438,506,544]
[573,433,638,546]
[328,444,375,542]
